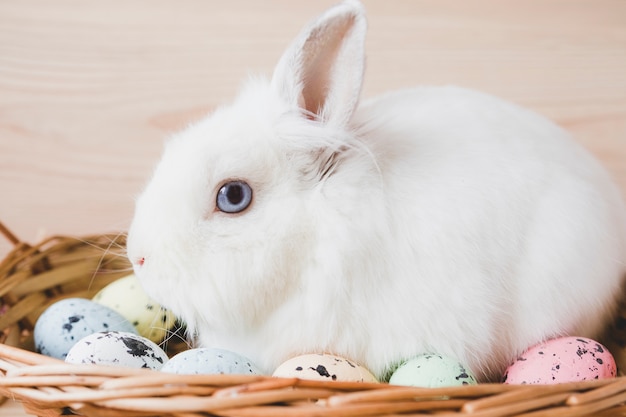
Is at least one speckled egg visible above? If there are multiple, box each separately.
[34,298,138,360]
[65,331,168,370]
[93,274,177,343]
[272,353,378,382]
[389,354,477,388]
[503,336,616,384]
[161,348,262,375]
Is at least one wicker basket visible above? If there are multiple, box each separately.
[2,221,626,417]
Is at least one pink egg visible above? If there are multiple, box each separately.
[503,336,616,385]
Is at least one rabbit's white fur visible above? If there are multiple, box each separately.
[127,0,626,381]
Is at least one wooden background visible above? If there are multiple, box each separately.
[0,0,625,414]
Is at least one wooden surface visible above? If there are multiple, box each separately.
[0,1,625,415]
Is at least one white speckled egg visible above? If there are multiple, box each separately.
[389,354,477,388]
[161,348,262,375]
[503,336,617,384]
[273,353,378,382]
[34,298,138,360]
[93,274,176,343]
[65,331,168,370]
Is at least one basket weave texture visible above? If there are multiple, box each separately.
[2,221,626,417]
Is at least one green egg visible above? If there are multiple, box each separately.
[93,274,177,343]
[389,354,477,388]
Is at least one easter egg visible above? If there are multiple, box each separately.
[93,274,176,343]
[272,353,378,382]
[503,336,616,384]
[34,298,138,360]
[161,348,262,375]
[65,331,168,370]
[389,354,477,388]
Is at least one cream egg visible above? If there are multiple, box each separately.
[273,353,378,382]
[93,274,177,343]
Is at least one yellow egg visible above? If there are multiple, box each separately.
[273,353,378,383]
[93,274,176,343]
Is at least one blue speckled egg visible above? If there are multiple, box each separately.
[161,348,262,375]
[65,331,168,370]
[34,298,138,359]
[389,354,477,387]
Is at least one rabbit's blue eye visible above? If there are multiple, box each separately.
[216,181,252,213]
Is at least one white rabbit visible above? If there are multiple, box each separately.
[127,0,626,381]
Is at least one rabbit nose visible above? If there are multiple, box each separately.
[131,257,146,276]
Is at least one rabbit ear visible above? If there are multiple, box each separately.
[271,0,366,128]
